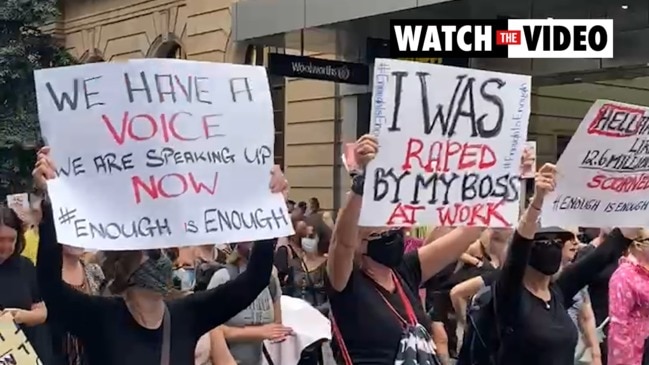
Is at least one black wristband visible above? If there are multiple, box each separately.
[351,174,365,196]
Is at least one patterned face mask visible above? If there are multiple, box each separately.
[128,254,173,294]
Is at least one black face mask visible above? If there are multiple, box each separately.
[528,240,563,276]
[366,230,405,267]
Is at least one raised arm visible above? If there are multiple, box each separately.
[327,135,376,292]
[555,228,633,304]
[33,148,106,337]
[180,238,277,336]
[494,163,553,323]
[37,200,106,336]
[417,227,484,283]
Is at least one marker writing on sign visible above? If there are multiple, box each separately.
[200,207,289,233]
[587,103,649,137]
[374,168,518,226]
[388,72,505,138]
[374,70,516,226]
[131,172,219,205]
[101,112,224,145]
[401,139,496,173]
[551,195,601,212]
[145,147,236,168]
[45,76,105,111]
[55,157,86,177]
[603,200,649,213]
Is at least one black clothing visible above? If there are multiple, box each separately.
[0,254,53,364]
[37,203,275,365]
[423,261,456,312]
[494,229,631,365]
[275,244,300,292]
[577,243,616,365]
[326,251,432,365]
[576,244,615,325]
[479,270,499,287]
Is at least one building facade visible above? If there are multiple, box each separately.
[55,0,649,212]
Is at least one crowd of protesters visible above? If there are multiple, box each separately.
[0,137,647,365]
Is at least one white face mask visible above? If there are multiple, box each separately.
[301,237,318,253]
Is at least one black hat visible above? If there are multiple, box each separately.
[534,226,575,241]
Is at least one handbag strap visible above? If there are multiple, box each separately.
[374,271,418,326]
[160,305,171,365]
[330,314,353,365]
[330,270,417,365]
[262,344,275,365]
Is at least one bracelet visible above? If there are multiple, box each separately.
[530,203,542,211]
[351,174,365,196]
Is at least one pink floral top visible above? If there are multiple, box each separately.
[608,257,649,365]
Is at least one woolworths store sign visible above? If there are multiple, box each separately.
[267,53,369,85]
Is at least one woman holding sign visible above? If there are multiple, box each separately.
[32,147,288,365]
[0,205,53,364]
[326,134,485,365]
[457,163,638,365]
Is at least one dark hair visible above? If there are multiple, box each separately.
[101,250,144,294]
[163,248,179,264]
[0,205,25,258]
[314,222,332,255]
[297,201,307,210]
[309,197,320,209]
[287,200,296,206]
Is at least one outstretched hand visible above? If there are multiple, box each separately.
[32,147,56,191]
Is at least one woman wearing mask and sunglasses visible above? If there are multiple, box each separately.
[32,147,288,365]
[326,135,485,365]
[462,163,638,365]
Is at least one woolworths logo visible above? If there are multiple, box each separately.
[290,61,351,80]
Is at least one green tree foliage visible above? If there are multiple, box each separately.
[0,0,76,195]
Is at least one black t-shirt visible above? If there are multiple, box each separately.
[37,203,277,365]
[495,229,631,365]
[326,252,432,365]
[0,255,53,363]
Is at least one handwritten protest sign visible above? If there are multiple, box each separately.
[34,60,294,250]
[359,59,530,227]
[542,100,649,227]
[521,141,537,179]
[6,193,29,210]
[0,314,42,365]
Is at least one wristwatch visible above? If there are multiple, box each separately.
[351,174,365,196]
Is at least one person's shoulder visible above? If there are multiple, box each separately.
[206,265,232,289]
[324,265,363,298]
[15,255,36,270]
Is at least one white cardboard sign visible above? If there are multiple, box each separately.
[359,59,531,227]
[6,193,29,210]
[34,60,293,250]
[542,99,649,227]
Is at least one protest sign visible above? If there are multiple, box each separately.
[34,60,293,250]
[0,313,42,365]
[6,193,29,210]
[521,141,537,179]
[359,59,530,227]
[542,99,649,227]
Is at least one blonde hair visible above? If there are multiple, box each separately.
[632,229,649,251]
[322,211,334,229]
